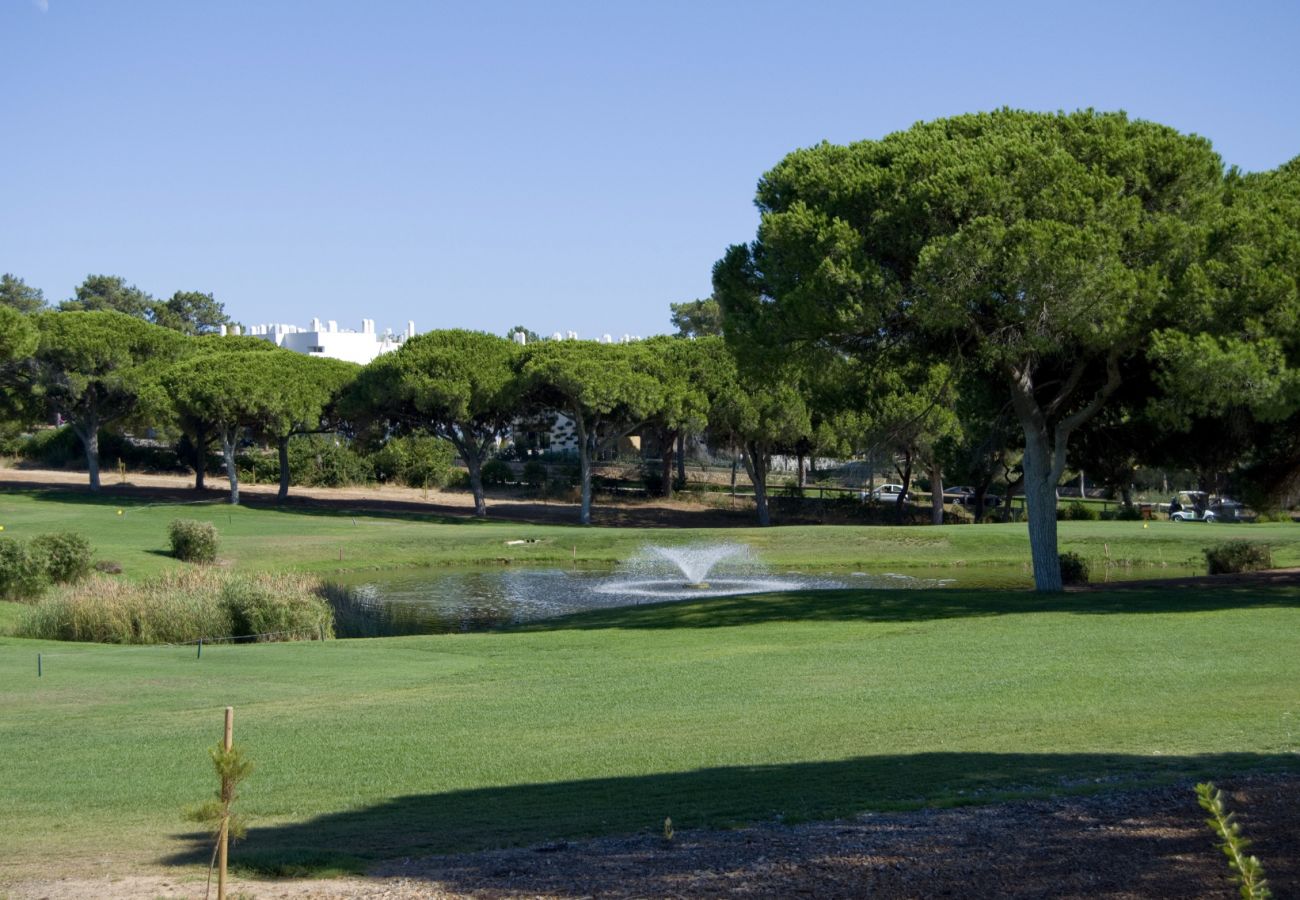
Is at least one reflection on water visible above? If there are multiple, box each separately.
[323,566,983,637]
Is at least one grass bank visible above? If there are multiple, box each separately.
[2,584,1298,879]
[1,489,1296,587]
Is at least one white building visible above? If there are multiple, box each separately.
[223,318,416,365]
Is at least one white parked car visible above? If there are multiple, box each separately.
[868,483,911,502]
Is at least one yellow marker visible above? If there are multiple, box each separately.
[1143,522,1149,529]
[0,525,5,531]
[116,510,124,516]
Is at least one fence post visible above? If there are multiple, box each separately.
[218,706,233,900]
[37,653,42,677]
[197,639,202,659]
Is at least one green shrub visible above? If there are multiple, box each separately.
[1059,500,1100,521]
[0,538,50,601]
[1059,551,1090,585]
[1205,541,1272,576]
[479,459,515,487]
[386,435,455,488]
[17,426,82,467]
[522,459,548,488]
[289,434,373,487]
[1253,510,1295,523]
[169,519,219,563]
[17,570,333,644]
[1113,504,1143,521]
[29,532,93,584]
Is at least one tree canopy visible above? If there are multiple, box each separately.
[0,274,46,314]
[348,330,519,517]
[520,340,663,524]
[715,109,1225,589]
[59,274,156,319]
[150,290,232,335]
[26,311,187,490]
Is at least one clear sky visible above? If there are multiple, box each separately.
[3,1,1298,340]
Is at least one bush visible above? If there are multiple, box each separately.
[479,458,515,487]
[522,459,548,488]
[370,434,455,488]
[0,538,50,601]
[17,570,333,644]
[1113,504,1143,521]
[1205,541,1272,575]
[169,519,219,563]
[29,532,93,584]
[1059,500,1101,521]
[1059,551,1090,585]
[1254,510,1296,523]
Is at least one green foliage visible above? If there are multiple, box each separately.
[1113,505,1144,521]
[1058,551,1090,585]
[479,458,514,487]
[284,434,373,487]
[1060,500,1101,521]
[669,297,723,337]
[0,273,46,313]
[1195,782,1273,900]
[521,459,548,488]
[17,570,332,643]
[59,274,155,319]
[28,531,93,584]
[0,537,50,601]
[1205,541,1272,575]
[169,519,219,563]
[149,290,230,335]
[369,434,455,488]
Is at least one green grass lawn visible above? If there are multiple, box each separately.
[2,584,1298,879]
[2,489,1299,882]
[1,488,1296,584]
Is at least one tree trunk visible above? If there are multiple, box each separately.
[930,464,944,526]
[462,444,488,518]
[660,429,676,499]
[1021,429,1061,591]
[74,419,100,492]
[894,450,912,524]
[194,425,207,490]
[221,428,240,505]
[742,442,770,526]
[576,417,593,525]
[277,436,291,503]
[676,433,686,486]
[797,452,807,489]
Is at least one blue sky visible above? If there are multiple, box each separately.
[3,1,1298,339]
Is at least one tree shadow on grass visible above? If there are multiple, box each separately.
[160,751,1300,880]
[508,583,1300,633]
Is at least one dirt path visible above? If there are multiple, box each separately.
[0,466,756,529]
[7,775,1297,899]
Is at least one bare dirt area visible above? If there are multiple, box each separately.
[9,775,1298,899]
[0,466,756,529]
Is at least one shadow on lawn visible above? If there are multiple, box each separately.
[509,583,1300,632]
[161,751,1300,877]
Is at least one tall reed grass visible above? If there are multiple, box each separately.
[18,570,334,644]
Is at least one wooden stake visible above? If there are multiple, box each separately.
[218,706,233,900]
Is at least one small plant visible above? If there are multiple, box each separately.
[188,740,254,900]
[93,559,124,575]
[170,519,220,564]
[29,531,93,584]
[1195,782,1272,900]
[662,816,675,843]
[0,537,50,601]
[1205,541,1272,576]
[1058,551,1089,585]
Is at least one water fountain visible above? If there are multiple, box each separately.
[592,541,823,600]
